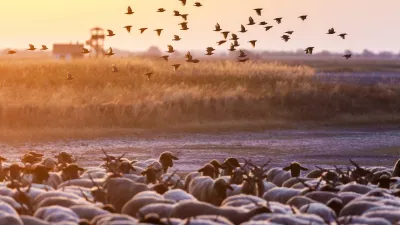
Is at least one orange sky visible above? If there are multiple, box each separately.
[0,0,399,53]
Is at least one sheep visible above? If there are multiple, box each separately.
[70,204,110,222]
[56,151,77,165]
[121,191,175,218]
[188,176,233,206]
[0,201,24,225]
[392,159,400,177]
[184,163,216,191]
[137,203,175,219]
[337,216,391,225]
[300,202,337,224]
[220,158,240,176]
[90,213,137,225]
[133,151,179,176]
[0,156,8,181]
[170,199,271,225]
[209,159,222,177]
[163,189,196,202]
[34,205,80,224]
[283,162,309,178]
[266,168,291,187]
[20,215,51,225]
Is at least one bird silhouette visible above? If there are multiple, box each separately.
[248,17,255,25]
[285,31,294,35]
[107,30,115,37]
[66,72,73,80]
[179,0,186,6]
[248,40,257,48]
[259,21,268,25]
[238,50,247,58]
[7,50,16,54]
[173,35,181,41]
[157,8,166,12]
[40,45,48,51]
[265,26,273,31]
[167,45,175,53]
[327,28,336,34]
[281,35,290,42]
[105,47,115,56]
[217,40,227,45]
[161,55,169,61]
[274,18,282,24]
[194,2,202,7]
[179,22,189,30]
[181,14,189,21]
[124,26,132,33]
[185,51,193,62]
[239,25,247,33]
[27,44,36,51]
[214,23,222,32]
[125,6,134,15]
[254,8,263,16]
[338,33,347,39]
[173,10,181,16]
[221,31,230,39]
[304,47,314,54]
[233,40,240,47]
[229,43,236,51]
[343,54,352,59]
[299,15,308,21]
[237,58,249,63]
[155,29,163,36]
[112,64,118,73]
[139,28,148,34]
[230,33,239,41]
[205,47,215,56]
[144,72,153,80]
[172,64,181,71]
[82,48,90,54]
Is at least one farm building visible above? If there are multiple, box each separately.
[53,43,84,60]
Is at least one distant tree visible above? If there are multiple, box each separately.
[146,46,162,56]
[378,51,394,59]
[317,50,332,57]
[362,49,375,58]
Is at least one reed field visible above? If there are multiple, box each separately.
[0,57,399,140]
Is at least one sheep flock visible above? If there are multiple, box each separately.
[0,150,399,225]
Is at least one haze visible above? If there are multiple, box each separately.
[0,0,398,53]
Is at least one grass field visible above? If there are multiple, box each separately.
[0,57,399,141]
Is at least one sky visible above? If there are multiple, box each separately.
[0,0,399,53]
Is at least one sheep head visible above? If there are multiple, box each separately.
[21,153,42,164]
[0,155,7,162]
[56,151,77,165]
[141,163,162,184]
[30,164,51,184]
[5,163,24,181]
[220,157,240,175]
[283,162,308,177]
[118,161,136,174]
[13,183,34,215]
[198,163,216,178]
[209,159,221,177]
[159,151,179,173]
[392,159,400,177]
[61,163,85,181]
[213,178,233,201]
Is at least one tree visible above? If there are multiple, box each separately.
[146,46,162,56]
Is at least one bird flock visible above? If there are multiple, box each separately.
[5,1,353,79]
[0,150,399,224]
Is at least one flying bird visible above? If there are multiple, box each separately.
[66,72,73,80]
[173,35,181,41]
[285,31,294,35]
[248,40,257,48]
[179,22,189,30]
[167,45,175,53]
[144,72,153,80]
[254,8,263,16]
[157,8,166,12]
[259,21,268,25]
[7,50,16,54]
[327,28,336,34]
[124,26,132,33]
[194,2,202,7]
[40,45,48,50]
[299,15,308,21]
[139,28,148,34]
[161,55,169,61]
[230,33,239,41]
[233,40,240,47]
[217,40,227,45]
[281,35,290,42]
[105,47,114,56]
[185,51,193,62]
[239,25,247,33]
[343,54,352,59]
[265,26,273,31]
[214,23,222,32]
[221,31,230,39]
[338,33,347,39]
[112,64,118,73]
[304,47,314,54]
[27,44,36,51]
[125,6,134,15]
[179,0,186,6]
[238,50,247,58]
[228,43,236,51]
[248,17,255,25]
[173,10,181,16]
[237,58,249,63]
[107,30,115,37]
[205,47,215,56]
[274,18,282,24]
[181,14,189,21]
[155,29,163,36]
[82,48,90,54]
[172,64,181,71]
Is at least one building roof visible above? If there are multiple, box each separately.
[53,43,83,55]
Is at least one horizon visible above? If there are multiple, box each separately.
[1,1,400,54]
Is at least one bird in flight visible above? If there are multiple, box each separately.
[27,44,36,51]
[265,26,273,31]
[338,33,347,39]
[181,14,189,21]
[7,50,16,54]
[172,64,181,71]
[233,40,240,47]
[205,47,215,56]
[107,30,115,37]
[238,50,247,58]
[157,8,166,12]
[144,72,153,80]
[274,18,283,24]
[179,0,186,6]
[259,21,268,25]
[248,40,257,48]
[304,47,314,54]
[112,64,118,73]
[155,29,163,36]
[66,72,73,80]
[82,48,90,54]
[105,47,115,56]
[125,6,134,15]
[248,17,255,25]
[239,25,247,33]
[214,23,222,32]
[343,54,352,59]
[194,2,202,7]
[40,45,48,51]
[161,55,169,61]
[327,28,336,34]
[237,58,249,63]
[124,26,132,33]
[299,15,308,21]
[254,8,263,16]
[173,35,181,41]
[229,43,236,51]
[173,10,181,16]
[221,31,230,39]
[281,35,290,42]
[139,28,148,34]
[180,22,189,30]
[217,40,227,46]
[230,33,239,41]
[167,45,175,53]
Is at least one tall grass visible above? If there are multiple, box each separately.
[0,57,399,134]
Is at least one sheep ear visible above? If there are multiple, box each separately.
[227,185,234,191]
[171,155,179,160]
[219,163,227,169]
[78,167,85,171]
[300,166,309,171]
[140,170,147,176]
[129,165,136,171]
[198,167,205,173]
[283,166,291,171]
[390,178,398,182]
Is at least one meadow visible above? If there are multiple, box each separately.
[0,57,399,140]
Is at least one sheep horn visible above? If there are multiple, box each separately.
[262,158,272,168]
[88,173,102,190]
[101,148,111,162]
[164,169,179,185]
[117,152,126,161]
[79,188,93,203]
[296,177,311,189]
[349,158,361,169]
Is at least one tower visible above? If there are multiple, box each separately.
[86,27,105,57]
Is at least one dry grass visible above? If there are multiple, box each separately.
[0,57,399,140]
